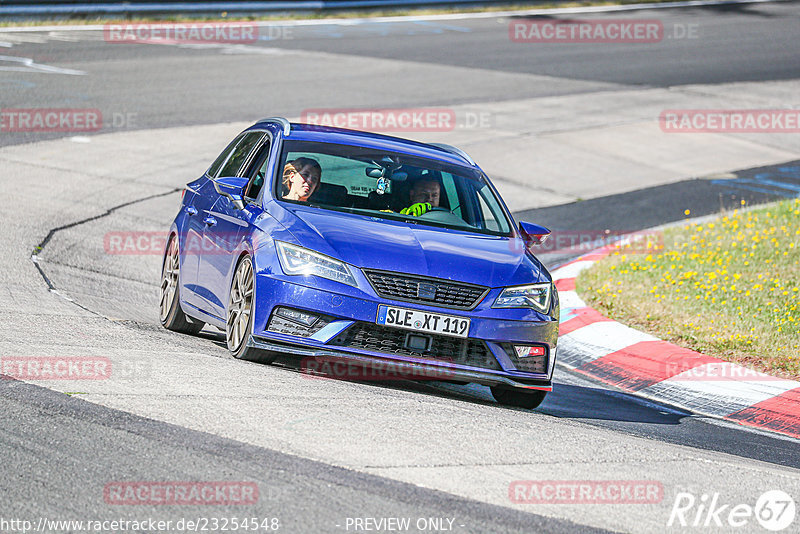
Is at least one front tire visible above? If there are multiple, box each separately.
[227,255,276,364]
[160,235,204,335]
[491,386,548,410]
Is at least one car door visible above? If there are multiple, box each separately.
[180,134,245,311]
[197,131,269,319]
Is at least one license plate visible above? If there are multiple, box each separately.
[376,305,470,338]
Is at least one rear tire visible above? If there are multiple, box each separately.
[227,255,277,364]
[160,235,204,335]
[491,386,548,410]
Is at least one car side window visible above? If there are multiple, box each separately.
[440,173,461,216]
[217,132,264,178]
[477,192,500,232]
[207,135,242,178]
[244,140,272,200]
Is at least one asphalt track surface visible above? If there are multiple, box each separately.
[2,2,800,148]
[1,3,800,533]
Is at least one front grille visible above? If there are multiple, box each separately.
[501,344,548,374]
[266,307,333,338]
[364,270,488,310]
[329,322,501,370]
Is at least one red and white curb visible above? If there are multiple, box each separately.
[552,245,800,440]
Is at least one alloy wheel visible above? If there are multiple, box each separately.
[227,258,254,352]
[159,237,180,323]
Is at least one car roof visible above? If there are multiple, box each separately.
[249,119,478,171]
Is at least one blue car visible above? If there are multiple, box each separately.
[160,118,559,409]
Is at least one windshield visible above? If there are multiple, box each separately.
[273,140,512,236]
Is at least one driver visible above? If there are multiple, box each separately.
[282,157,321,202]
[400,178,441,217]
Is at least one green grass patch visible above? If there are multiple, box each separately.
[577,198,800,379]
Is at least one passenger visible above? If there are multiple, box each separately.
[400,178,441,216]
[282,157,321,201]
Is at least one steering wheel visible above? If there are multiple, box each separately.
[417,206,471,227]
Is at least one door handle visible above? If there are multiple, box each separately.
[203,216,217,227]
[186,206,197,216]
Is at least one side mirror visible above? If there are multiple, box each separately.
[518,221,551,248]
[213,176,249,210]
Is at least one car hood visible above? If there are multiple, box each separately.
[275,205,548,288]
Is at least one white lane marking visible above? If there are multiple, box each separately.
[559,321,660,367]
[652,362,800,409]
[0,0,784,33]
[552,260,596,280]
[0,31,97,48]
[0,55,85,75]
[0,33,47,43]
[558,290,586,310]
[46,31,85,42]
[667,362,797,384]
[174,43,291,55]
[643,377,799,416]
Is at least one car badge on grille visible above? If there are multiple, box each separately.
[417,282,437,300]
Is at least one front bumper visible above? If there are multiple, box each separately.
[252,272,559,389]
[249,336,554,391]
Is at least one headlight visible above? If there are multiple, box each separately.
[275,241,357,287]
[492,283,552,312]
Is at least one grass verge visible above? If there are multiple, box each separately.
[577,198,800,379]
